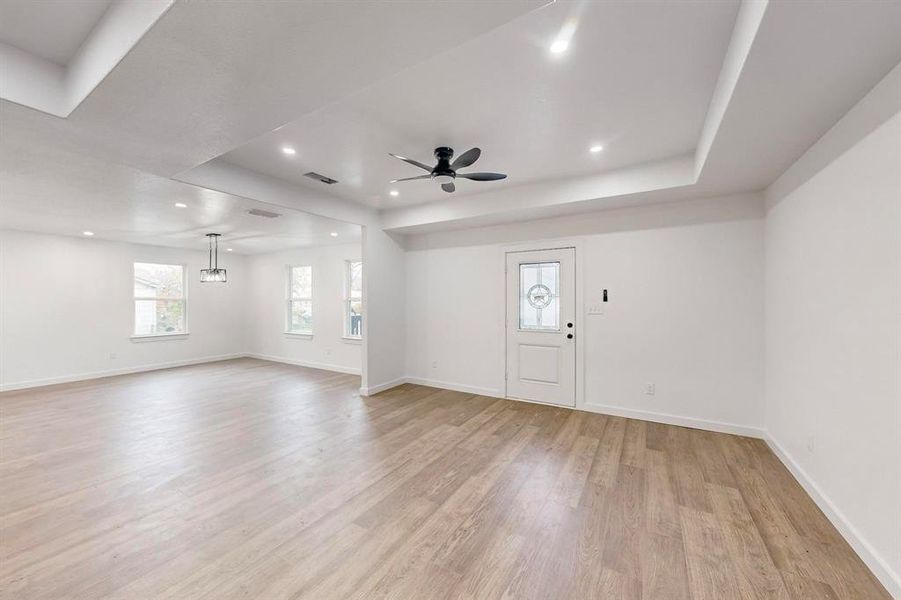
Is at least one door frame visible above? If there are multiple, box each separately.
[501,238,585,410]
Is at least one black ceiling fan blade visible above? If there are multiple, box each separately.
[456,172,507,181]
[390,175,431,183]
[388,153,433,172]
[441,182,456,193]
[450,147,481,170]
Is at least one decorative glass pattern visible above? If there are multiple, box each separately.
[519,261,559,330]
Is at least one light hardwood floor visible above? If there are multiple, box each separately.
[0,358,890,599]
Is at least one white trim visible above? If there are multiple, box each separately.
[130,332,189,342]
[360,376,405,397]
[245,353,360,376]
[0,353,244,392]
[404,376,502,398]
[583,402,764,438]
[501,240,584,409]
[283,332,313,339]
[396,376,762,438]
[341,336,362,344]
[764,433,901,599]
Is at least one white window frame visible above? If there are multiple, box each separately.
[286,265,313,336]
[344,259,363,340]
[132,262,188,339]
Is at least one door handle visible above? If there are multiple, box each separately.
[566,333,573,339]
[567,322,573,328]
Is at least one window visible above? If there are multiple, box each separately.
[133,263,186,336]
[287,265,313,334]
[344,260,363,338]
[519,261,559,331]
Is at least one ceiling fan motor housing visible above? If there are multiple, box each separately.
[432,147,456,181]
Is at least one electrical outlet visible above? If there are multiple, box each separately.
[325,348,332,357]
[431,361,438,369]
[645,383,655,395]
[109,352,117,360]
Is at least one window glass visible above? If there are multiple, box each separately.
[134,263,186,335]
[288,266,313,334]
[519,261,559,331]
[345,260,363,338]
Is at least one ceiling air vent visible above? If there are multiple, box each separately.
[247,208,281,218]
[304,171,339,185]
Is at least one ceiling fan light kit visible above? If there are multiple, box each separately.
[389,146,507,193]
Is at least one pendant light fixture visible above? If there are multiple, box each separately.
[200,233,227,282]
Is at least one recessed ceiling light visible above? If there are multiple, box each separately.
[549,39,569,54]
[389,190,399,197]
[281,147,296,155]
[174,202,187,208]
[226,248,233,252]
[589,145,604,153]
[82,231,94,236]
[330,232,339,237]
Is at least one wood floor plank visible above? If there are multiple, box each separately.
[0,358,890,600]
[706,483,791,599]
[680,506,742,599]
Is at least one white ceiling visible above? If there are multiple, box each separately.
[0,0,112,65]
[0,134,360,253]
[0,0,539,250]
[217,0,739,209]
[1,0,900,246]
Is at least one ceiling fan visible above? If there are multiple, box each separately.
[389,147,507,193]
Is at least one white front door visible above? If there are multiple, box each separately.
[505,247,576,407]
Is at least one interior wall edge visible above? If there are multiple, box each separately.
[0,352,246,393]
[243,353,361,376]
[359,376,406,397]
[765,59,901,209]
[582,401,765,439]
[399,374,764,438]
[401,191,764,252]
[402,376,503,399]
[764,431,901,599]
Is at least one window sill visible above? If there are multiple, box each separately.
[284,332,313,339]
[130,333,189,342]
[342,336,362,344]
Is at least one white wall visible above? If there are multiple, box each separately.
[764,108,901,596]
[405,193,765,435]
[0,230,249,390]
[245,242,362,374]
[361,226,406,394]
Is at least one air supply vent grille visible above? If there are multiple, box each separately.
[304,171,339,185]
[247,208,281,218]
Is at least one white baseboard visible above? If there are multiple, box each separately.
[244,353,361,376]
[403,376,502,398]
[582,402,765,438]
[0,353,246,392]
[764,433,901,599]
[1,352,363,393]
[360,376,406,396]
